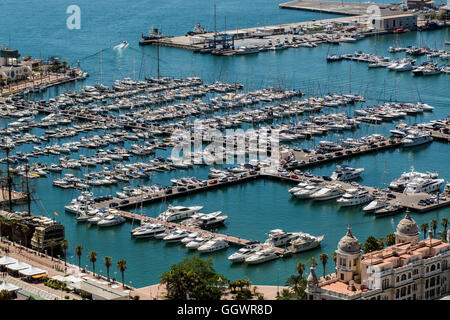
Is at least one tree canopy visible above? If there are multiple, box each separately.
[160,256,227,300]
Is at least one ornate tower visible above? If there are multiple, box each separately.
[336,225,362,284]
[394,210,420,244]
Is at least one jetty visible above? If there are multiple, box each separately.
[117,210,289,255]
[278,1,401,16]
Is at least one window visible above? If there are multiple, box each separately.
[426,267,429,273]
[437,287,440,295]
[407,286,411,295]
[397,276,400,282]
[340,273,344,281]
[430,278,435,287]
[396,290,399,299]
[354,258,358,266]
[425,291,429,299]
[431,265,436,272]
[413,284,417,291]
[426,279,429,289]
[437,263,440,269]
[413,269,418,275]
[401,274,406,281]
[408,273,411,279]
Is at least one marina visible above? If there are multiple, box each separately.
[0,0,449,300]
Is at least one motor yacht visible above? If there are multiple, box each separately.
[293,184,322,199]
[197,238,229,253]
[402,132,433,147]
[157,205,203,222]
[310,185,345,201]
[363,199,388,213]
[131,223,166,238]
[185,211,228,229]
[162,228,190,242]
[227,244,263,263]
[374,205,405,217]
[403,178,445,194]
[336,189,373,206]
[97,214,126,227]
[264,229,301,247]
[185,235,212,249]
[244,248,278,264]
[288,233,324,253]
[331,165,364,181]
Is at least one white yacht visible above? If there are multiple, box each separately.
[97,214,126,227]
[288,181,308,194]
[403,178,445,194]
[131,223,166,238]
[180,232,200,244]
[245,248,279,264]
[264,229,301,247]
[389,169,439,192]
[294,184,322,199]
[288,233,324,253]
[331,165,364,181]
[157,205,203,222]
[336,189,373,207]
[227,245,263,263]
[197,238,229,253]
[363,199,388,213]
[402,132,433,147]
[185,235,212,249]
[163,229,190,242]
[310,185,345,201]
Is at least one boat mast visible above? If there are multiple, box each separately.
[5,141,12,213]
[24,164,31,216]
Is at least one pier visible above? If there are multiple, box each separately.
[116,210,289,255]
[278,1,401,16]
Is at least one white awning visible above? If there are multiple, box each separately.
[19,266,48,277]
[6,261,31,271]
[0,281,20,292]
[0,255,18,266]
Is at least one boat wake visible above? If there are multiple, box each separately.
[113,41,129,50]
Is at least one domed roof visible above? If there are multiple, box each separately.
[337,226,361,255]
[307,265,319,288]
[396,210,419,237]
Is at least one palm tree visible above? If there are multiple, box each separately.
[49,239,56,260]
[319,253,329,278]
[104,256,112,282]
[442,218,448,235]
[88,251,97,276]
[332,251,337,276]
[296,262,305,278]
[21,225,30,247]
[116,259,127,288]
[431,219,438,238]
[61,239,69,266]
[75,245,83,270]
[420,223,429,240]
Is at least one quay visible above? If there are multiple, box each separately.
[262,171,450,213]
[0,68,86,98]
[278,1,402,16]
[93,172,260,210]
[289,136,403,169]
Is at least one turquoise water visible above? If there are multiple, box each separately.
[0,0,449,287]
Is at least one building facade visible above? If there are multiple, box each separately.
[306,212,450,300]
[370,14,418,31]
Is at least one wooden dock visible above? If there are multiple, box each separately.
[116,210,289,255]
[289,136,403,169]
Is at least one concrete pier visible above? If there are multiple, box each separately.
[278,1,401,16]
